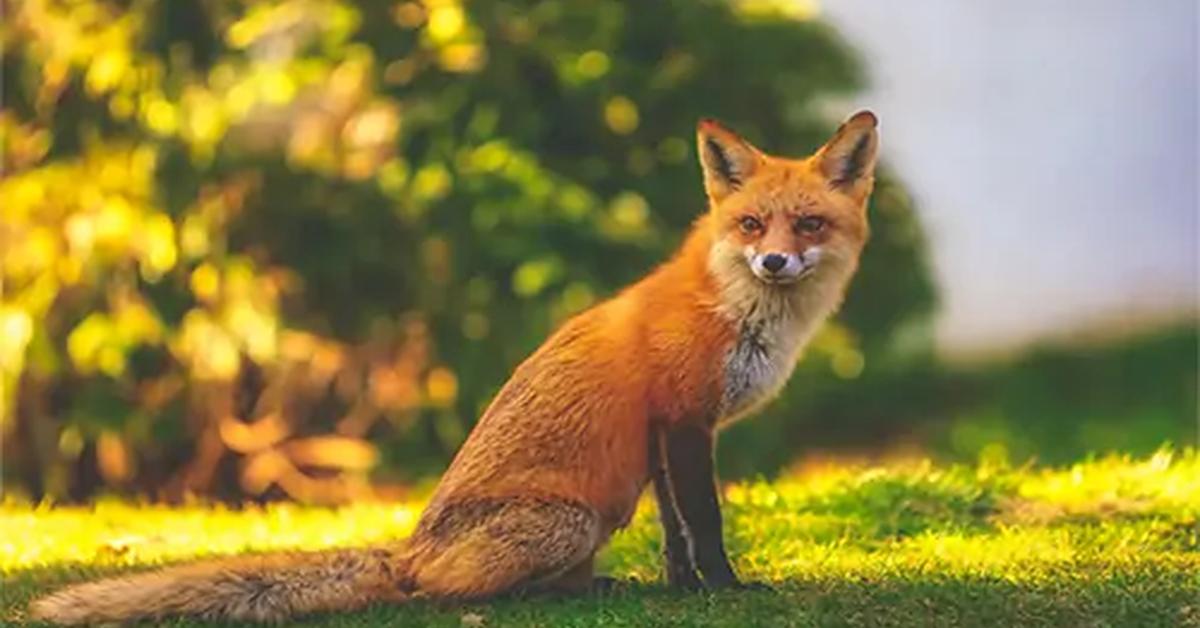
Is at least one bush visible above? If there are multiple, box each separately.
[1,0,934,501]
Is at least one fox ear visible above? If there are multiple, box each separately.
[697,119,762,203]
[815,110,879,197]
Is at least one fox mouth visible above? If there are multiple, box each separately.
[753,263,815,285]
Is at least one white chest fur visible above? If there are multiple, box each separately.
[718,301,807,423]
[707,240,853,426]
[714,280,846,426]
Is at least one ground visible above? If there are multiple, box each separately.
[3,450,1198,627]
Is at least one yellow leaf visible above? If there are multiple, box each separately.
[138,213,177,280]
[427,4,465,43]
[283,436,379,471]
[576,51,611,80]
[219,413,291,454]
[144,98,178,136]
[604,96,639,135]
[190,263,221,301]
[67,313,114,373]
[425,367,458,407]
[0,307,33,373]
[86,49,130,96]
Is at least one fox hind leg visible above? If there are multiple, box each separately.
[409,496,600,600]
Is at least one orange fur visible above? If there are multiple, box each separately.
[29,112,879,625]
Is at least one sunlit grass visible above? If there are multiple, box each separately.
[0,502,422,573]
[4,450,1198,626]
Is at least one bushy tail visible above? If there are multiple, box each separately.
[30,545,411,625]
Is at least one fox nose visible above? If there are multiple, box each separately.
[761,254,787,273]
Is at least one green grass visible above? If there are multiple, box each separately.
[4,450,1199,627]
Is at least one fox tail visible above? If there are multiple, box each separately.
[29,545,411,625]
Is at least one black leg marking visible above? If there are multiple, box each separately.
[658,424,740,588]
[650,427,703,589]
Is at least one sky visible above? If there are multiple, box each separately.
[819,0,1198,355]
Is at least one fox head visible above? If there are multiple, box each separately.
[698,112,878,295]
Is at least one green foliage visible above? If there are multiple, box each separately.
[4,451,1198,626]
[725,325,1198,476]
[1,0,935,500]
[939,326,1199,463]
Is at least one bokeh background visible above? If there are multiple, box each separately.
[2,0,1195,504]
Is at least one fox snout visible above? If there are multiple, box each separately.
[746,248,819,283]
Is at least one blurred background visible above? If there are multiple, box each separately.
[1,0,1195,504]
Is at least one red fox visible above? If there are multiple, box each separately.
[30,111,879,624]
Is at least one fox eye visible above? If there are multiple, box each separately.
[738,215,764,234]
[795,215,827,234]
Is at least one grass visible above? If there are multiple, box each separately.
[3,450,1199,627]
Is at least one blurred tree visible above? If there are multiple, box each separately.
[1,0,934,501]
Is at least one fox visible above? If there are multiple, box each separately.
[29,110,879,625]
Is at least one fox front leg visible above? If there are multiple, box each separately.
[651,429,703,589]
[652,423,740,588]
